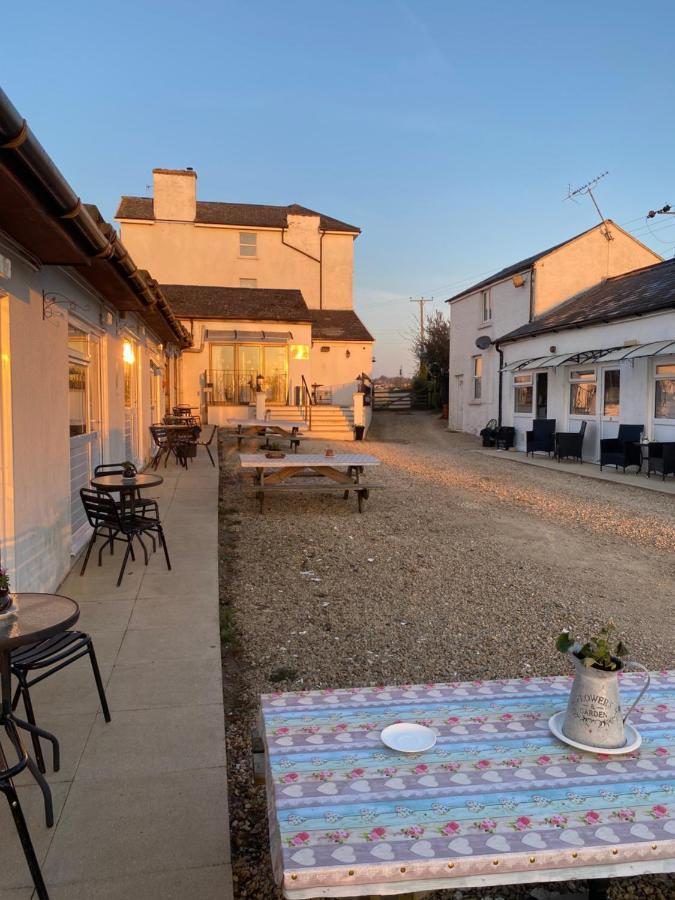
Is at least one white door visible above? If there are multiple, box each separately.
[454,376,464,431]
[69,332,103,551]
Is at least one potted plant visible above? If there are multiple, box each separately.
[324,447,335,457]
[555,622,649,749]
[121,461,136,481]
[0,566,12,613]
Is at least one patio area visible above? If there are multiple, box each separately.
[478,447,675,496]
[0,453,232,898]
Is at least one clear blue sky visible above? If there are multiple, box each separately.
[4,1,675,374]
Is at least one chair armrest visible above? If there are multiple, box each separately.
[600,438,620,451]
[526,430,534,440]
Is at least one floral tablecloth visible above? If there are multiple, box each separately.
[260,672,675,897]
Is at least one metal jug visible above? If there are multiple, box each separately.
[562,652,650,749]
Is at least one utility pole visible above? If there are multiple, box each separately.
[410,296,431,343]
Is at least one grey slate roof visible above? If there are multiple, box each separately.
[116,197,360,233]
[161,285,310,322]
[498,257,675,344]
[446,223,607,303]
[160,284,374,342]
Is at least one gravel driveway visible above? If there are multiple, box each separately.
[219,412,674,899]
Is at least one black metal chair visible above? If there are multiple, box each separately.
[197,425,218,466]
[150,425,173,469]
[645,441,675,480]
[495,426,515,449]
[555,420,587,463]
[11,633,111,775]
[79,488,171,586]
[479,418,498,447]
[599,424,643,472]
[526,419,556,457]
[94,463,157,522]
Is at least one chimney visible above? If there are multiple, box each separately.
[152,168,197,221]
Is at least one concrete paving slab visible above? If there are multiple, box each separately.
[75,599,134,634]
[0,781,69,889]
[130,595,219,629]
[116,621,220,664]
[76,704,225,781]
[42,769,228,884]
[106,657,223,710]
[24,658,114,717]
[46,864,233,899]
[14,710,96,786]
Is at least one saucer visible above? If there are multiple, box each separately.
[380,722,437,754]
[548,710,642,755]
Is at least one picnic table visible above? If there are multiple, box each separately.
[227,418,309,452]
[239,452,382,512]
[259,672,675,898]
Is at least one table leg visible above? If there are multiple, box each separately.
[587,877,609,900]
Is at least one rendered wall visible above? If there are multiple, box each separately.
[310,341,373,406]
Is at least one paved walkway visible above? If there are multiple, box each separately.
[478,446,675,495]
[1,452,232,899]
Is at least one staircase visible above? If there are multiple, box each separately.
[262,405,355,440]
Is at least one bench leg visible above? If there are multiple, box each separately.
[357,490,364,513]
[257,491,264,514]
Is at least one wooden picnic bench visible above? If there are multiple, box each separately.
[227,419,308,453]
[238,452,383,513]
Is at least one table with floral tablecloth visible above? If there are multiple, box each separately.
[260,671,675,898]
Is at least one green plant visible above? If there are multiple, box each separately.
[269,441,281,451]
[0,567,9,592]
[555,621,627,671]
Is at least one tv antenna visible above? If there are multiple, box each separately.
[565,171,613,241]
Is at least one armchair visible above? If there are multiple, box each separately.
[526,419,556,457]
[555,420,587,463]
[599,424,643,472]
[646,442,675,480]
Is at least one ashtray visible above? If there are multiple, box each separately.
[548,711,642,755]
[381,722,437,753]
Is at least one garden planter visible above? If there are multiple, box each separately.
[0,590,11,613]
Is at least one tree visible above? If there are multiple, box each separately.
[412,309,450,375]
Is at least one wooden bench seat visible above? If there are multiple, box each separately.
[248,481,385,513]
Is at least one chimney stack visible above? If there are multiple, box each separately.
[152,168,197,221]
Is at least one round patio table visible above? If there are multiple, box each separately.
[91,472,163,515]
[0,593,80,899]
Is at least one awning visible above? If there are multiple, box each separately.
[203,329,293,343]
[502,340,675,373]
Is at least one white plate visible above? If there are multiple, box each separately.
[548,710,642,755]
[381,722,437,754]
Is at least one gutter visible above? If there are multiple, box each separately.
[0,88,190,348]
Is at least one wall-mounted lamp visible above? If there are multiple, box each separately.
[345,349,351,359]
[123,341,135,365]
[549,345,557,353]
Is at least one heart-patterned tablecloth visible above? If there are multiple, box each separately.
[260,672,675,897]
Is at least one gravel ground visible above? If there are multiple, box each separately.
[219,413,675,900]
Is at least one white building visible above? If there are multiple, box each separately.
[498,257,675,459]
[0,89,190,591]
[446,222,660,436]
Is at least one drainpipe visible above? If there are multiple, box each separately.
[280,226,325,308]
[495,340,504,427]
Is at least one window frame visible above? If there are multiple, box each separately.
[513,371,534,415]
[654,359,675,421]
[601,368,621,420]
[480,289,492,324]
[569,367,597,417]
[472,354,483,401]
[239,232,257,257]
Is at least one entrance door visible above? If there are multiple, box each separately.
[263,346,288,404]
[454,376,464,431]
[535,372,548,418]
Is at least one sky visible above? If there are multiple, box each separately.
[3,1,675,375]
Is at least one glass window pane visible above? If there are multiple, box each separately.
[473,378,482,400]
[239,345,260,376]
[656,364,675,375]
[239,232,257,256]
[69,363,87,436]
[514,385,533,413]
[263,346,288,403]
[570,383,596,415]
[655,377,675,419]
[473,356,482,377]
[570,369,595,382]
[68,324,87,356]
[514,374,531,384]
[211,345,235,371]
[603,370,620,416]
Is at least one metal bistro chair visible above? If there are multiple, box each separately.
[197,424,218,467]
[555,420,587,463]
[79,488,171,587]
[11,632,111,775]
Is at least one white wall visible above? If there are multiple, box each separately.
[501,311,675,459]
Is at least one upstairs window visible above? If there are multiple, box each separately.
[481,289,492,323]
[655,363,675,419]
[472,355,483,400]
[239,232,257,257]
[239,278,257,288]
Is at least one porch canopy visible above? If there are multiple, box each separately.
[502,340,675,373]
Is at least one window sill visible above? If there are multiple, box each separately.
[478,321,493,330]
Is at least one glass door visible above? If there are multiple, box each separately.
[535,372,548,418]
[263,346,288,404]
[238,345,260,403]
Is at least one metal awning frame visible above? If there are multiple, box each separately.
[502,340,675,373]
[203,329,293,343]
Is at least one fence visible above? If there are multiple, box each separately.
[373,387,412,411]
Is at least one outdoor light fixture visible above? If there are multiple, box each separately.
[122,341,135,365]
[345,349,351,358]
[290,344,309,360]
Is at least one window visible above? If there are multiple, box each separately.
[239,232,257,257]
[69,363,87,436]
[239,278,257,288]
[569,368,596,416]
[603,369,620,417]
[655,363,675,419]
[472,355,483,400]
[480,289,492,323]
[513,373,533,413]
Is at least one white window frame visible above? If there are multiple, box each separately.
[654,358,675,421]
[472,354,483,401]
[480,289,492,324]
[569,367,597,417]
[239,278,257,288]
[601,368,621,421]
[513,372,534,415]
[239,232,257,257]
